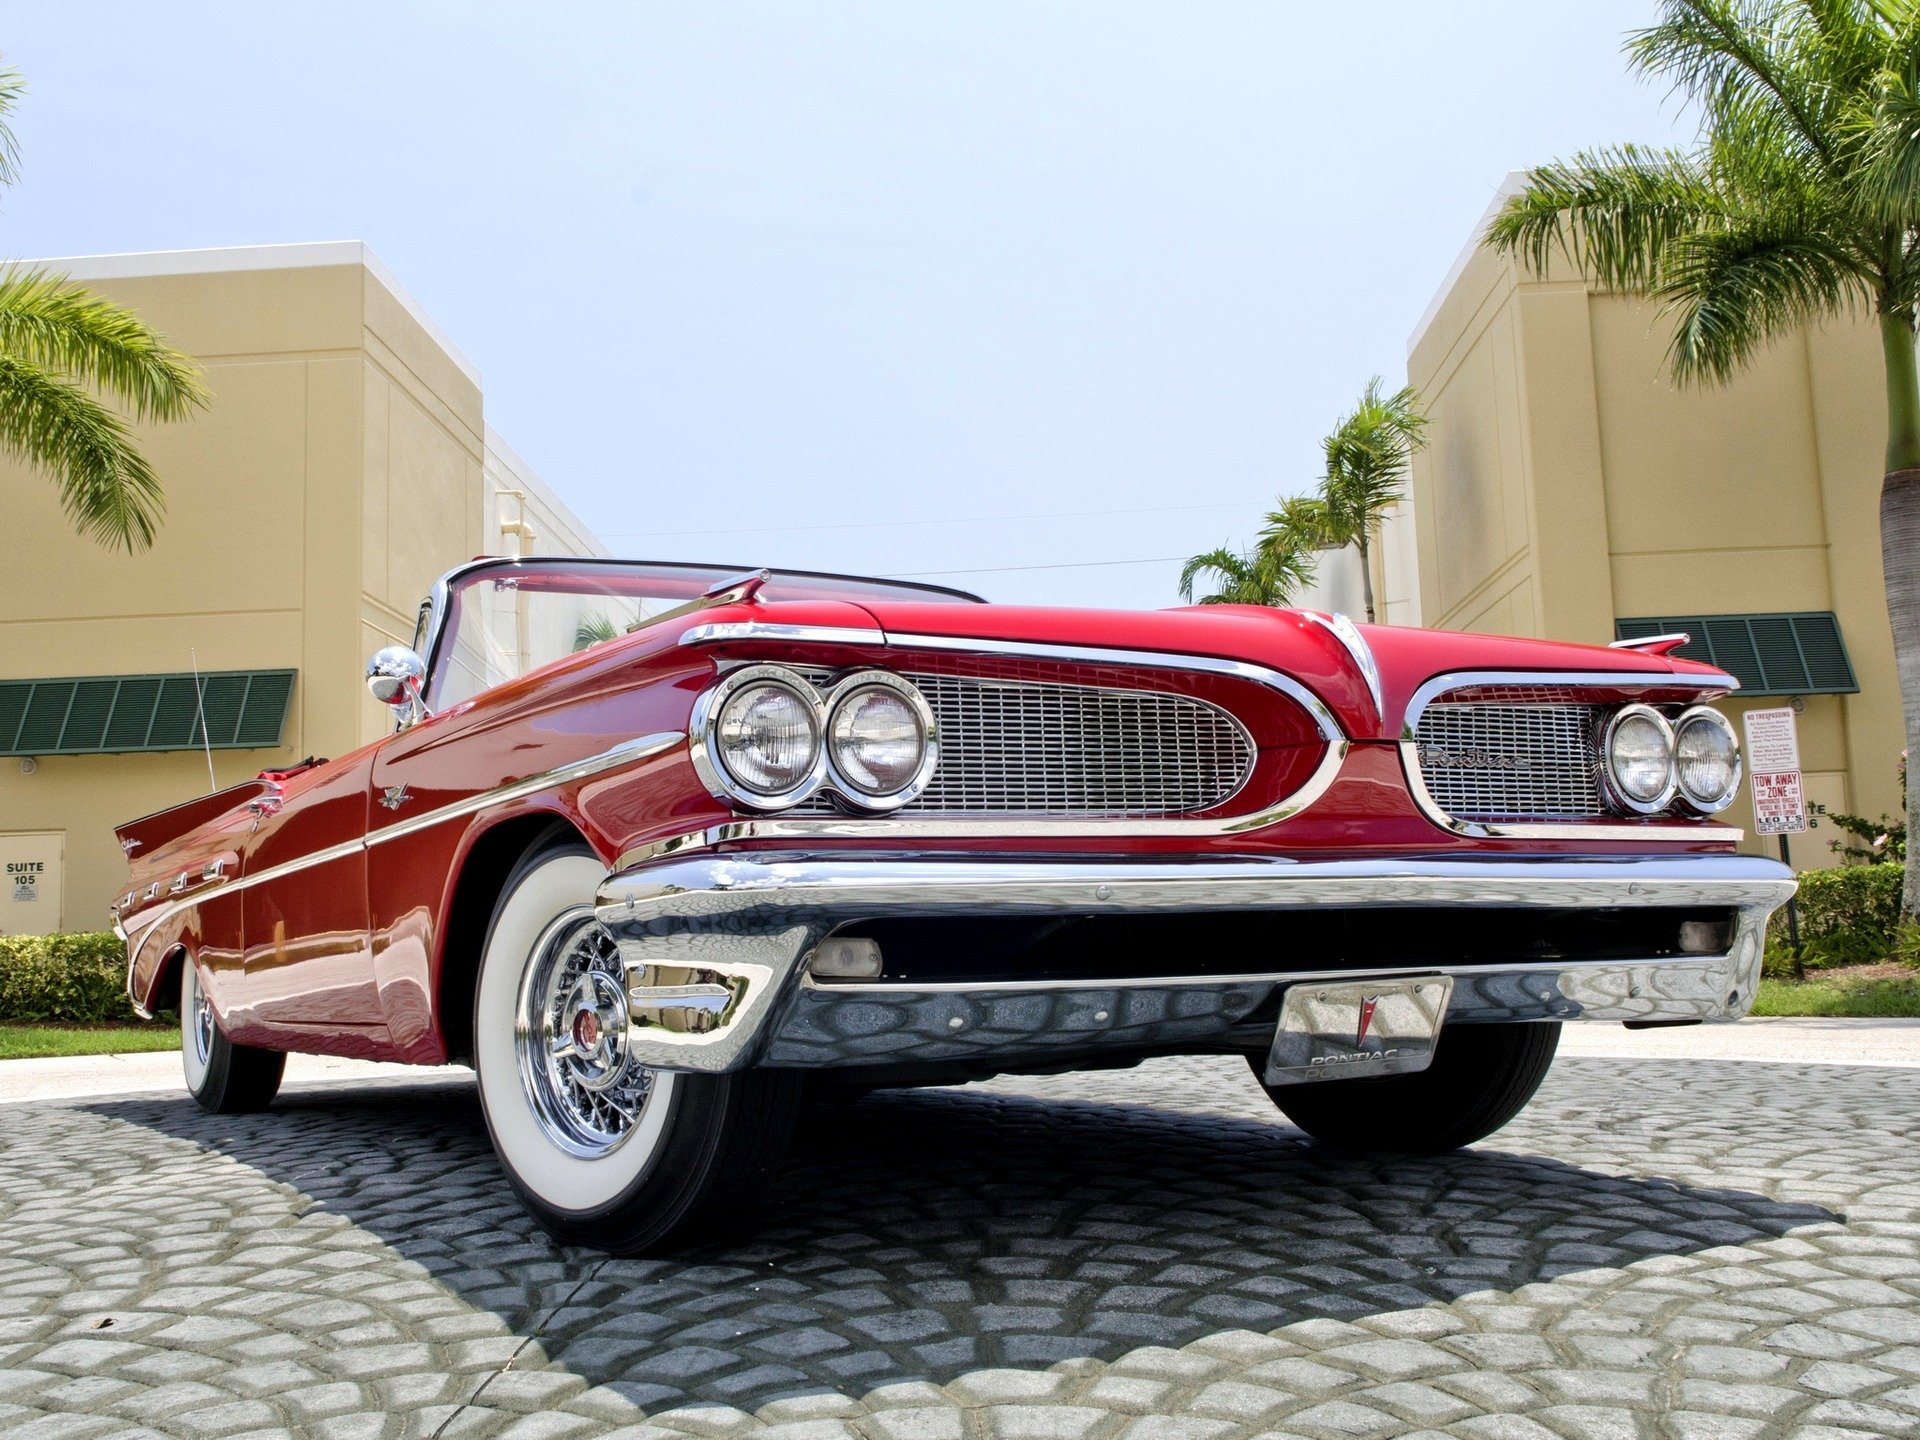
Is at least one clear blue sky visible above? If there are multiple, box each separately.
[2,3,1687,608]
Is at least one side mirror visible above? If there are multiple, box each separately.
[366,646,429,713]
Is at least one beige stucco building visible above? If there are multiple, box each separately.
[1388,179,1904,866]
[0,243,603,934]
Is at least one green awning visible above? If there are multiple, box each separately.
[1614,613,1857,696]
[0,669,296,756]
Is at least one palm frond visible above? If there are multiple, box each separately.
[1177,543,1314,607]
[1659,215,1873,379]
[1629,0,1844,174]
[0,267,208,421]
[0,66,22,189]
[1848,55,1920,230]
[0,355,164,550]
[1260,494,1334,549]
[1179,547,1253,605]
[574,613,622,651]
[1486,147,1717,291]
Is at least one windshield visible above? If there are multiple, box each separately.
[424,558,980,708]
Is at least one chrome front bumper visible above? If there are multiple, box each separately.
[593,853,1796,1075]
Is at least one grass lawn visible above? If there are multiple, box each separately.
[0,1023,178,1061]
[1754,963,1920,1018]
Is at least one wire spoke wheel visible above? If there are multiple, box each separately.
[514,911,656,1157]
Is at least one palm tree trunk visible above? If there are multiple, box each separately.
[1357,535,1377,624]
[1878,311,1920,923]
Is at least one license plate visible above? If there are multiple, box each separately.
[1265,976,1454,1086]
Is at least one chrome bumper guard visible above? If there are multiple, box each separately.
[593,854,1796,1075]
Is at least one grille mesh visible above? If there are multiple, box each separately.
[791,669,1255,815]
[1413,701,1604,820]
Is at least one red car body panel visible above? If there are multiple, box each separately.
[117,580,1743,1064]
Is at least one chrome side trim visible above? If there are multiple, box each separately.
[1302,611,1382,723]
[119,732,685,990]
[372,732,684,846]
[594,852,1794,1073]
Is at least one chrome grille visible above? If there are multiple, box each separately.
[1413,701,1603,820]
[792,669,1254,814]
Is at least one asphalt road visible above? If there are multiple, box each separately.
[0,1047,1916,1438]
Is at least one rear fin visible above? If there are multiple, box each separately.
[114,780,273,861]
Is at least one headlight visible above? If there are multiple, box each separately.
[1601,703,1676,814]
[825,672,937,811]
[1673,706,1741,813]
[692,665,825,809]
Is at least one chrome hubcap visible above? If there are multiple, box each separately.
[515,913,653,1157]
[190,983,214,1067]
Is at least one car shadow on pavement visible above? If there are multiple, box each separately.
[94,1068,1837,1416]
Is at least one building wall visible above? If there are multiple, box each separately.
[0,244,601,933]
[1405,200,1904,866]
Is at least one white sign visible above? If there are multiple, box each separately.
[1742,707,1807,835]
[0,833,63,936]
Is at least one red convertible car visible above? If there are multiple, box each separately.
[115,556,1794,1252]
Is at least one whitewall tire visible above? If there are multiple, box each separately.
[472,836,801,1254]
[180,958,285,1114]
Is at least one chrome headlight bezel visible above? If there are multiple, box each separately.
[1600,702,1678,816]
[824,670,939,813]
[1672,705,1743,814]
[689,664,827,812]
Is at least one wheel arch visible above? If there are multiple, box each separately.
[434,812,593,1065]
[147,942,189,1016]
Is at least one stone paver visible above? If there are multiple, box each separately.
[0,1054,1914,1437]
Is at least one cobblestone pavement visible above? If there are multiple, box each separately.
[0,1053,1916,1439]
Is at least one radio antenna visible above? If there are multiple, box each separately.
[189,648,217,792]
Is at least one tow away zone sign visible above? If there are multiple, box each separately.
[1742,706,1807,835]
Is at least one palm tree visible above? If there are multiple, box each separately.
[573,613,622,651]
[1177,535,1319,607]
[1315,378,1428,624]
[1482,0,1920,920]
[0,64,206,550]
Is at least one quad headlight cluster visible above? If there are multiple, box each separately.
[1600,704,1742,817]
[691,665,939,813]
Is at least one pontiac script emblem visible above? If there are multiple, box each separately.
[1355,995,1380,1047]
[379,784,412,812]
[1418,744,1535,771]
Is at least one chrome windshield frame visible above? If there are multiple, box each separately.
[412,556,985,708]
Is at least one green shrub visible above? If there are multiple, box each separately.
[1767,863,1906,970]
[0,931,139,1023]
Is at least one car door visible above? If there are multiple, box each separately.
[232,753,385,1040]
